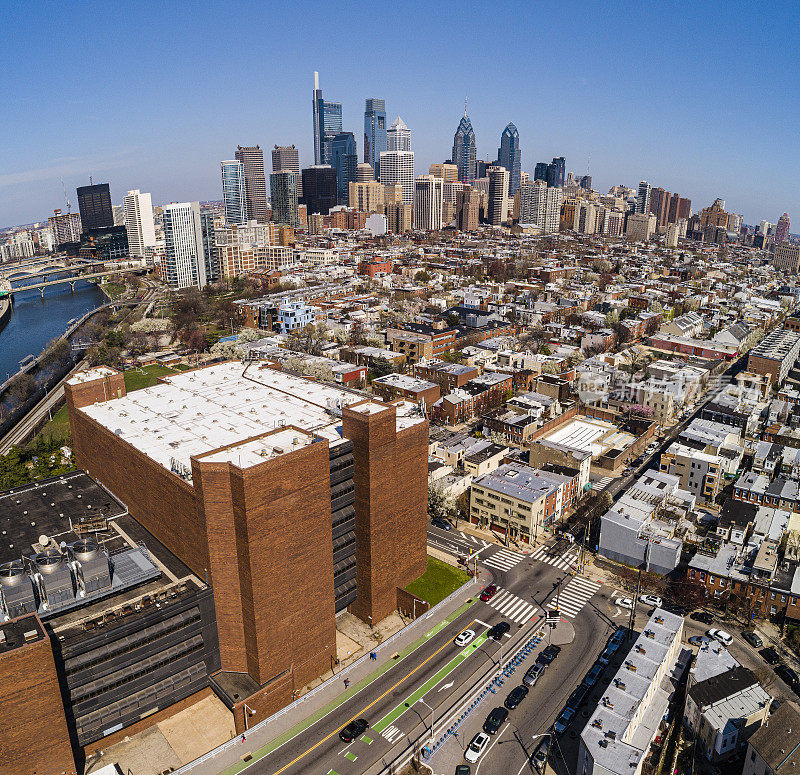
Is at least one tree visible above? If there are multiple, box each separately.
[369,357,395,380]
[428,482,449,520]
[286,322,329,356]
[348,319,367,346]
[415,270,431,284]
[668,578,707,611]
[7,373,36,405]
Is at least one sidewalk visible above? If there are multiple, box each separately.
[177,578,481,775]
[455,521,554,553]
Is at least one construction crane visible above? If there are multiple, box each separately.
[59,176,71,213]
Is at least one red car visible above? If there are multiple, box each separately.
[480,584,498,602]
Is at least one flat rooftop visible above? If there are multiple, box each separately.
[541,415,635,458]
[78,362,424,477]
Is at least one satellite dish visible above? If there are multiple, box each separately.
[38,534,49,547]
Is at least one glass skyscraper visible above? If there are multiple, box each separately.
[328,132,357,205]
[220,160,247,225]
[363,98,386,179]
[312,71,343,165]
[452,106,477,183]
[498,123,521,196]
[270,171,300,227]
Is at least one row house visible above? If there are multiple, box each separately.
[412,359,479,392]
[430,372,513,425]
[733,472,800,512]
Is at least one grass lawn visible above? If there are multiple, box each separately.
[405,556,470,607]
[36,404,71,444]
[123,364,178,392]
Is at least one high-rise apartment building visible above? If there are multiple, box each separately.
[220,160,247,225]
[48,209,82,245]
[161,202,208,289]
[328,132,358,205]
[519,180,563,234]
[498,123,521,196]
[364,98,386,178]
[76,183,114,231]
[199,206,220,283]
[301,165,338,215]
[452,106,477,183]
[667,195,692,224]
[430,163,459,182]
[648,187,671,231]
[270,171,300,228]
[545,157,565,188]
[349,179,384,213]
[414,175,444,231]
[271,145,301,198]
[774,242,800,273]
[379,150,415,206]
[626,212,657,242]
[312,72,342,165]
[487,166,510,226]
[122,190,156,258]
[387,116,411,151]
[385,201,413,233]
[636,180,652,215]
[356,163,374,182]
[235,145,268,223]
[776,212,791,244]
[442,180,466,205]
[457,186,481,232]
[579,175,592,190]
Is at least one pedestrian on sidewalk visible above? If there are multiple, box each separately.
[370,651,377,661]
[344,677,350,689]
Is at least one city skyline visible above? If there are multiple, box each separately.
[2,2,798,227]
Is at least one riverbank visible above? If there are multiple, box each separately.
[0,298,10,335]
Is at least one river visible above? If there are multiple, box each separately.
[0,278,106,382]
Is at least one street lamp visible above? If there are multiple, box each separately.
[418,697,435,740]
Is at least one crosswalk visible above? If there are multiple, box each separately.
[484,588,538,624]
[530,545,580,571]
[593,476,614,492]
[551,577,602,619]
[381,725,404,743]
[458,531,490,547]
[483,547,525,572]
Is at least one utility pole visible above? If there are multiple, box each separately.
[630,568,642,633]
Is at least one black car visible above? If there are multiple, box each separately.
[742,631,763,648]
[537,644,562,665]
[431,517,452,530]
[505,685,529,710]
[761,646,781,665]
[776,664,800,692]
[566,684,588,711]
[690,611,714,625]
[339,718,369,742]
[455,767,471,775]
[483,706,509,734]
[488,621,511,640]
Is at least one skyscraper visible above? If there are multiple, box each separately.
[379,150,415,206]
[413,175,444,231]
[457,186,481,232]
[235,145,268,223]
[648,187,671,230]
[199,206,219,283]
[364,98,387,178]
[312,72,342,165]
[387,116,411,152]
[328,132,358,205]
[271,145,301,197]
[220,160,247,225]
[122,190,156,258]
[430,163,458,182]
[356,163,374,182]
[545,157,565,188]
[533,162,548,182]
[776,213,791,244]
[162,202,207,290]
[498,123,521,196]
[77,183,114,231]
[270,171,300,228]
[301,165,338,215]
[579,175,592,190]
[636,181,652,215]
[452,104,477,183]
[487,166,510,226]
[519,180,563,234]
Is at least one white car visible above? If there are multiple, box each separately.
[708,628,733,646]
[454,629,476,647]
[465,731,491,763]
[615,597,634,610]
[640,594,662,608]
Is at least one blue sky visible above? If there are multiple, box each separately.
[2,1,799,228]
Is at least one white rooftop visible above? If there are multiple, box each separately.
[67,366,117,385]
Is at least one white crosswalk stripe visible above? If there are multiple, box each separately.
[482,548,525,571]
[551,577,602,619]
[381,725,404,743]
[530,545,580,571]
[593,476,614,492]
[484,588,538,624]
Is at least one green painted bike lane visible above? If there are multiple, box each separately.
[372,634,488,733]
[222,597,477,774]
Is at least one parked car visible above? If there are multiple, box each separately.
[505,685,529,710]
[487,621,510,640]
[640,594,663,608]
[609,628,626,647]
[454,629,476,647]
[615,597,634,610]
[339,718,369,742]
[455,766,471,775]
[761,646,781,665]
[523,662,546,687]
[554,707,575,735]
[707,628,733,646]
[431,517,452,530]
[465,732,490,763]
[598,646,615,666]
[480,584,498,602]
[530,735,551,773]
[537,644,562,665]
[776,664,800,692]
[581,663,605,689]
[688,635,711,647]
[742,631,763,648]
[483,706,509,735]
[566,685,588,711]
[690,611,714,625]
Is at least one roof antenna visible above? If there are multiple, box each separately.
[464,97,468,117]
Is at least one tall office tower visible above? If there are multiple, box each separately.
[312,72,343,164]
[457,186,481,232]
[385,201,412,233]
[648,187,671,230]
[545,157,566,188]
[667,195,691,223]
[199,206,219,283]
[636,180,651,215]
[221,160,247,225]
[498,123,521,196]
[442,180,466,205]
[519,180,562,234]
[356,163,374,182]
[301,165,338,215]
[112,204,125,225]
[759,220,774,236]
[379,150,415,205]
[161,202,207,289]
[270,171,301,228]
[413,175,444,231]
[349,179,384,213]
[235,145,268,223]
[452,104,477,183]
[387,116,411,151]
[776,212,791,244]
[49,209,82,244]
[364,98,387,178]
[579,175,592,190]
[430,163,459,182]
[328,132,358,205]
[533,162,548,181]
[77,183,114,230]
[271,145,301,199]
[122,190,156,258]
[487,166,510,226]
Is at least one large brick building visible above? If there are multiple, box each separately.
[64,362,427,731]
